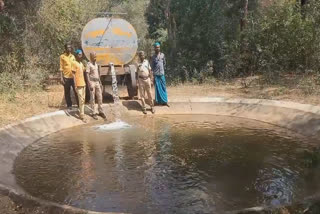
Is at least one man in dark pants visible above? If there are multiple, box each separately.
[59,43,78,110]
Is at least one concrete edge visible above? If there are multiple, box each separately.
[2,97,320,214]
[0,184,126,214]
[170,97,320,114]
[2,97,320,132]
[3,97,320,131]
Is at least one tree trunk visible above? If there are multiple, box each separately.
[0,0,4,12]
[301,0,308,6]
[240,0,249,76]
[170,13,177,58]
[165,0,177,60]
[240,0,249,31]
[300,0,308,17]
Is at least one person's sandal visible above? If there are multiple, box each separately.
[80,116,87,123]
[92,114,99,120]
[99,112,107,119]
[142,109,147,114]
[151,107,155,114]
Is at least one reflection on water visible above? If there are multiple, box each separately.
[14,115,320,213]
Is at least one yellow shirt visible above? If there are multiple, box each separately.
[72,61,86,87]
[60,53,75,78]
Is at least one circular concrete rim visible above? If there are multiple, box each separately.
[1,97,320,214]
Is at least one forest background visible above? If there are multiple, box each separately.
[1,0,320,95]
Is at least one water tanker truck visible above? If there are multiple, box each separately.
[81,17,138,98]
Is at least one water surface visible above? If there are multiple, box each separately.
[14,115,320,213]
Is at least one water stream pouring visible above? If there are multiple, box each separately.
[81,16,138,123]
[109,62,122,122]
[110,63,119,103]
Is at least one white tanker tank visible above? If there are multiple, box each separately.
[81,17,138,98]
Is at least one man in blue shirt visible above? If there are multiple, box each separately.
[151,42,169,107]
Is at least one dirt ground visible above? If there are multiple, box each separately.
[1,75,320,213]
[2,75,320,128]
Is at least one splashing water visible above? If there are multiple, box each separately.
[93,121,131,131]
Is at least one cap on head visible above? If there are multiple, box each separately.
[75,49,83,55]
[154,42,161,47]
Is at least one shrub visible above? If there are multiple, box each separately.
[225,0,320,77]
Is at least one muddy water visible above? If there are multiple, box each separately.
[14,115,320,213]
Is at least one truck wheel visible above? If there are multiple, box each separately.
[126,65,138,98]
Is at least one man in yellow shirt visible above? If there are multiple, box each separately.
[59,43,78,110]
[72,49,87,122]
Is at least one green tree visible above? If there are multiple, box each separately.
[0,0,146,93]
[146,0,259,81]
[112,0,152,54]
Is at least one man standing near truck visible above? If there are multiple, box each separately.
[138,51,155,114]
[86,52,106,120]
[72,49,87,122]
[151,42,169,107]
[59,43,78,110]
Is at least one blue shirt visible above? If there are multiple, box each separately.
[151,53,166,76]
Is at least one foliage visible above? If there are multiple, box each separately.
[146,0,259,82]
[224,0,320,78]
[146,0,320,83]
[0,0,149,94]
[112,0,152,55]
[2,0,320,92]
